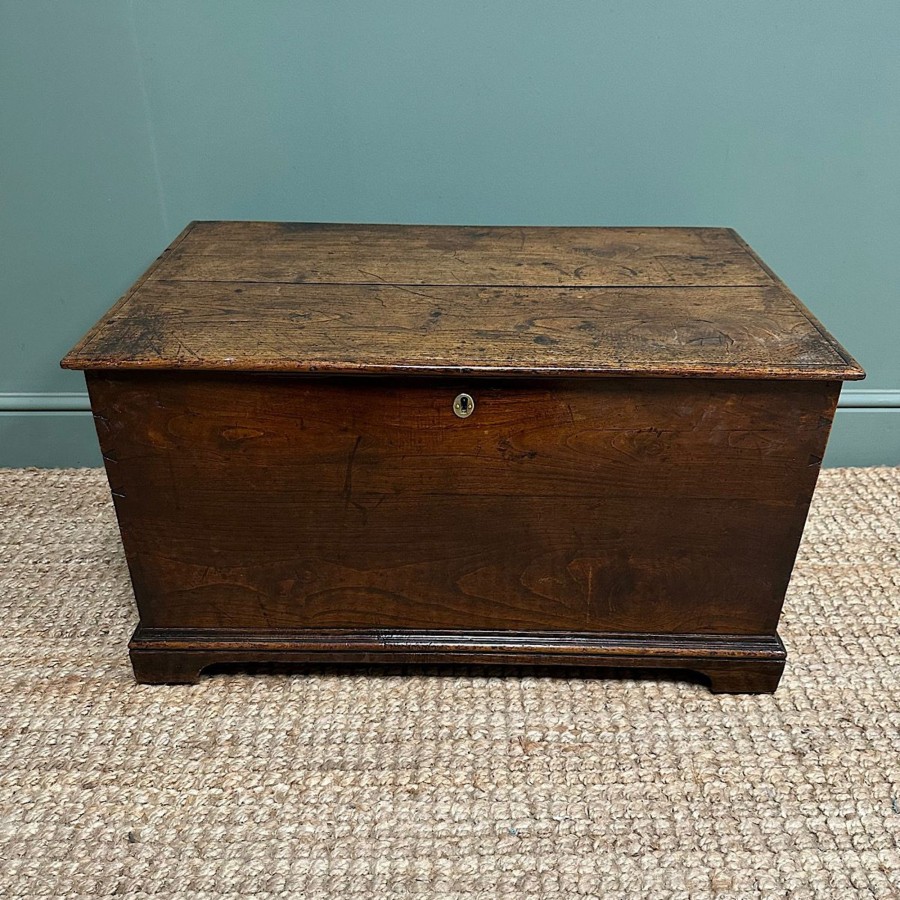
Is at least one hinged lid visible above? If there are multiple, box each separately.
[61,222,864,380]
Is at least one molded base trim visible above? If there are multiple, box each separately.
[130,627,786,694]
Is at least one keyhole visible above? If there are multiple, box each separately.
[453,393,475,418]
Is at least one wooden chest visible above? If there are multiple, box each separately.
[62,223,863,692]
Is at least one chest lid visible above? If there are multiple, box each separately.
[61,222,863,380]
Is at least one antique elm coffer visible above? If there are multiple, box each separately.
[61,222,864,692]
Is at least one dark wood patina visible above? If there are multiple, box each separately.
[62,222,864,692]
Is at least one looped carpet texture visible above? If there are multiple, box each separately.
[0,466,898,899]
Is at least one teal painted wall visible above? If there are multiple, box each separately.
[2,1,898,466]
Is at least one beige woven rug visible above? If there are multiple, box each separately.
[0,467,898,899]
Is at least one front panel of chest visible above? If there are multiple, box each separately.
[87,372,838,636]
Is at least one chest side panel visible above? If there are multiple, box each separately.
[87,372,838,635]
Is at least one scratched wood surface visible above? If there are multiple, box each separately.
[87,372,838,636]
[147,223,770,286]
[66,223,860,690]
[62,222,864,379]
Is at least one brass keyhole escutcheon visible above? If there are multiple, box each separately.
[453,392,475,418]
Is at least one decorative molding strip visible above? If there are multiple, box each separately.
[0,393,92,412]
[1,388,899,413]
[837,389,900,409]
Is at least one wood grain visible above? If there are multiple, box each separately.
[149,222,771,287]
[65,223,861,692]
[88,372,837,638]
[61,222,864,380]
[64,281,858,378]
